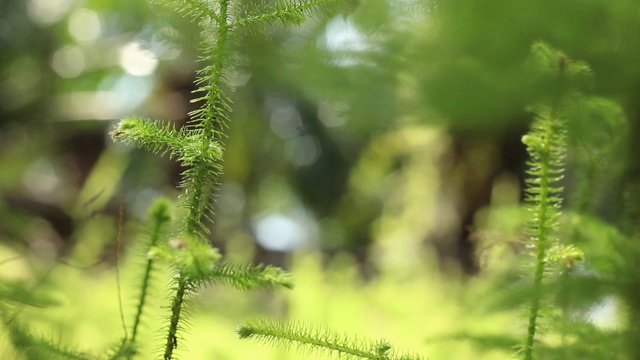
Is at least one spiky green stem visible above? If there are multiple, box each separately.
[524,134,551,360]
[522,107,564,360]
[184,0,231,236]
[238,321,420,360]
[165,2,231,358]
[163,275,188,360]
[130,257,155,348]
[128,200,171,357]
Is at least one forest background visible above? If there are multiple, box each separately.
[1,0,639,359]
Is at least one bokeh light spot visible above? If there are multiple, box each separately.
[270,106,303,139]
[27,0,74,25]
[51,45,85,78]
[286,136,320,167]
[68,8,102,42]
[118,42,159,76]
[253,213,314,252]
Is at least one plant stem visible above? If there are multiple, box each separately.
[129,216,166,353]
[524,111,557,360]
[130,258,154,351]
[163,275,188,360]
[185,0,231,236]
[164,2,231,359]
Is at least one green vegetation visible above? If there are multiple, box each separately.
[1,0,639,359]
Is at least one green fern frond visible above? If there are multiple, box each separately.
[111,117,224,166]
[148,0,220,24]
[233,0,343,32]
[113,0,343,236]
[238,319,422,360]
[205,262,294,290]
[180,1,234,236]
[110,1,346,358]
[110,117,187,159]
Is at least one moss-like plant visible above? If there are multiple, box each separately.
[518,42,590,359]
[237,319,423,360]
[109,1,344,358]
[2,0,424,358]
[520,43,571,360]
[4,2,640,360]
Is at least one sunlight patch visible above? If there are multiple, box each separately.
[119,42,159,76]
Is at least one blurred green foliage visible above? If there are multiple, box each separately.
[1,0,640,359]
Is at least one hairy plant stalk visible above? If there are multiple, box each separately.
[238,320,422,360]
[164,275,188,360]
[111,1,343,358]
[165,1,231,357]
[184,0,231,236]
[130,250,156,347]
